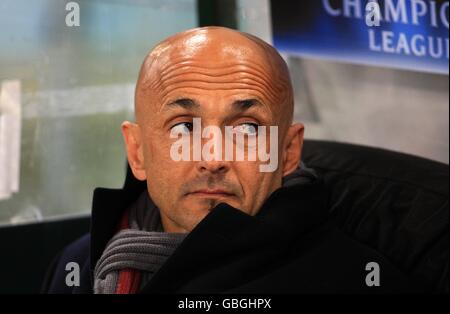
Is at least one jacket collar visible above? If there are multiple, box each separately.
[89,185,145,276]
[140,178,329,293]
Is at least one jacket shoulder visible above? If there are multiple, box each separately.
[42,233,91,294]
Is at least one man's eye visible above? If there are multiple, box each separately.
[171,122,193,135]
[233,123,258,135]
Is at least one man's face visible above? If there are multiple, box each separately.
[123,28,303,233]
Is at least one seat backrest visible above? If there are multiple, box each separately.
[302,140,449,293]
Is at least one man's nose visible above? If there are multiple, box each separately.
[194,126,230,174]
[196,159,230,175]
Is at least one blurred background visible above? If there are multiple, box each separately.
[0,0,448,225]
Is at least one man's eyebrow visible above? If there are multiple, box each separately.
[163,98,200,111]
[163,98,266,114]
[232,99,264,111]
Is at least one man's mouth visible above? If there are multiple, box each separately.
[187,189,234,198]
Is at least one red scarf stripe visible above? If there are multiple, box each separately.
[114,208,142,294]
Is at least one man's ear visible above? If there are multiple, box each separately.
[121,121,147,181]
[282,123,304,177]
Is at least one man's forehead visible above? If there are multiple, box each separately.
[135,27,293,126]
[149,27,272,70]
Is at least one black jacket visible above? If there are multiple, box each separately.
[44,175,420,294]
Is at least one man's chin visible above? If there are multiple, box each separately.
[175,209,210,232]
[173,198,240,231]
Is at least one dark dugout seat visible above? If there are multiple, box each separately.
[40,140,449,293]
[301,140,448,293]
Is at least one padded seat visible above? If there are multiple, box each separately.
[302,140,448,293]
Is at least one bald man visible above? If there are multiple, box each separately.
[44,27,417,294]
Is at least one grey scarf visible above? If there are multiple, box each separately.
[93,192,187,294]
[93,162,317,294]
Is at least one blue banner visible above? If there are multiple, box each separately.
[271,0,449,75]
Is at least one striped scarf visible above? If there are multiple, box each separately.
[93,192,187,294]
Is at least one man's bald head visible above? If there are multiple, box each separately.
[134,26,294,131]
